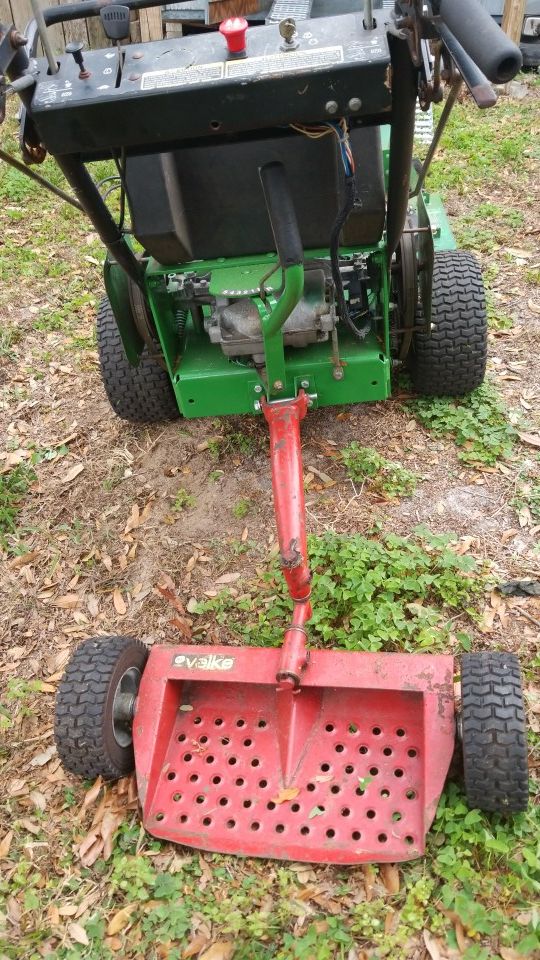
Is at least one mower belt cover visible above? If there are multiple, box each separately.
[133,647,455,863]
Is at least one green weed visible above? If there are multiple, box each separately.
[512,459,540,524]
[196,528,481,653]
[0,464,36,549]
[409,383,517,465]
[341,443,418,499]
[233,498,251,518]
[172,487,196,511]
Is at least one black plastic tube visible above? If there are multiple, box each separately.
[42,0,165,28]
[436,0,522,84]
[259,162,303,269]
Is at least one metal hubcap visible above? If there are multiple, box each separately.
[112,666,141,748]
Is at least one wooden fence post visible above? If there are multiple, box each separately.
[502,0,527,45]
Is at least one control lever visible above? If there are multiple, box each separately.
[100,4,131,42]
[65,41,90,79]
[100,5,130,80]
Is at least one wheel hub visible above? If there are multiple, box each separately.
[112,666,141,748]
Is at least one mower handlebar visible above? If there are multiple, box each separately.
[435,0,522,84]
[259,162,303,270]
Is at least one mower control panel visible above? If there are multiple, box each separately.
[28,13,391,158]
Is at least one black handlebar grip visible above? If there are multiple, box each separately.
[437,0,522,84]
[259,162,303,268]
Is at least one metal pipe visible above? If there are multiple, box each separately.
[54,154,144,287]
[263,264,304,339]
[409,75,463,199]
[29,0,58,74]
[42,0,166,28]
[0,148,83,211]
[363,0,374,30]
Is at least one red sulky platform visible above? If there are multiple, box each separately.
[133,646,455,863]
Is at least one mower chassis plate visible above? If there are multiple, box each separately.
[134,646,455,863]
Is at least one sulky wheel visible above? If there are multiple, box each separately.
[411,250,487,397]
[460,652,529,814]
[97,296,180,423]
[54,635,148,781]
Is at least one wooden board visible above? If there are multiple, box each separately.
[139,7,163,42]
[502,0,527,44]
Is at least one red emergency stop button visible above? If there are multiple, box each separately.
[219,17,248,55]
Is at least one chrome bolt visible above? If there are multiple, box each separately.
[273,380,284,391]
[325,100,339,115]
[254,384,263,394]
[300,380,310,389]
[348,97,362,112]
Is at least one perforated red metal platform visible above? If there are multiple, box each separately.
[134,646,455,863]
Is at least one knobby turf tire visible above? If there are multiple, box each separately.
[97,297,180,423]
[55,635,149,781]
[461,652,528,814]
[412,251,487,397]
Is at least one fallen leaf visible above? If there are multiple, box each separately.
[379,863,400,895]
[8,551,40,569]
[52,594,80,610]
[501,528,519,544]
[183,934,211,958]
[271,787,300,804]
[215,573,241,585]
[422,929,441,960]
[0,830,13,858]
[199,942,235,960]
[113,588,127,616]
[29,744,56,767]
[499,949,523,960]
[518,431,540,448]
[68,923,89,946]
[155,583,186,615]
[107,904,137,936]
[80,777,103,815]
[29,790,47,813]
[124,503,140,533]
[61,463,85,484]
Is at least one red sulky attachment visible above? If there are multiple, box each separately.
[133,392,456,863]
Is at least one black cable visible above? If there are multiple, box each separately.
[330,175,371,341]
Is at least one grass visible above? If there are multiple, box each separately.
[341,443,418,499]
[427,94,539,195]
[196,527,482,653]
[0,464,36,550]
[409,383,517,466]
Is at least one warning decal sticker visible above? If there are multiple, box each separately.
[226,45,344,79]
[141,62,224,90]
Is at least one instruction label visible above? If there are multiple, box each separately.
[226,45,343,79]
[141,61,224,90]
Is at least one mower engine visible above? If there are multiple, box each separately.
[205,263,335,362]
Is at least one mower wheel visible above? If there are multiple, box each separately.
[55,635,148,781]
[411,251,487,396]
[460,652,528,814]
[97,297,180,422]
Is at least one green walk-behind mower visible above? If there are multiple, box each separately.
[0,0,529,863]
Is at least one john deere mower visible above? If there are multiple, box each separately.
[0,0,529,863]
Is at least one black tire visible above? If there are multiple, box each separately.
[411,251,487,396]
[55,635,149,781]
[97,297,180,423]
[460,652,529,814]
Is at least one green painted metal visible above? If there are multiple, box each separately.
[166,322,390,419]
[262,264,304,398]
[143,243,392,419]
[104,256,144,366]
[421,192,456,251]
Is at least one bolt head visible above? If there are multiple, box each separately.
[348,97,362,112]
[254,384,263,394]
[333,367,344,381]
[273,380,284,391]
[325,100,339,116]
[300,380,310,389]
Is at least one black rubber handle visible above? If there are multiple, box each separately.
[437,0,522,84]
[259,162,303,269]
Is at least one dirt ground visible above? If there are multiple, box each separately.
[1,77,539,960]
